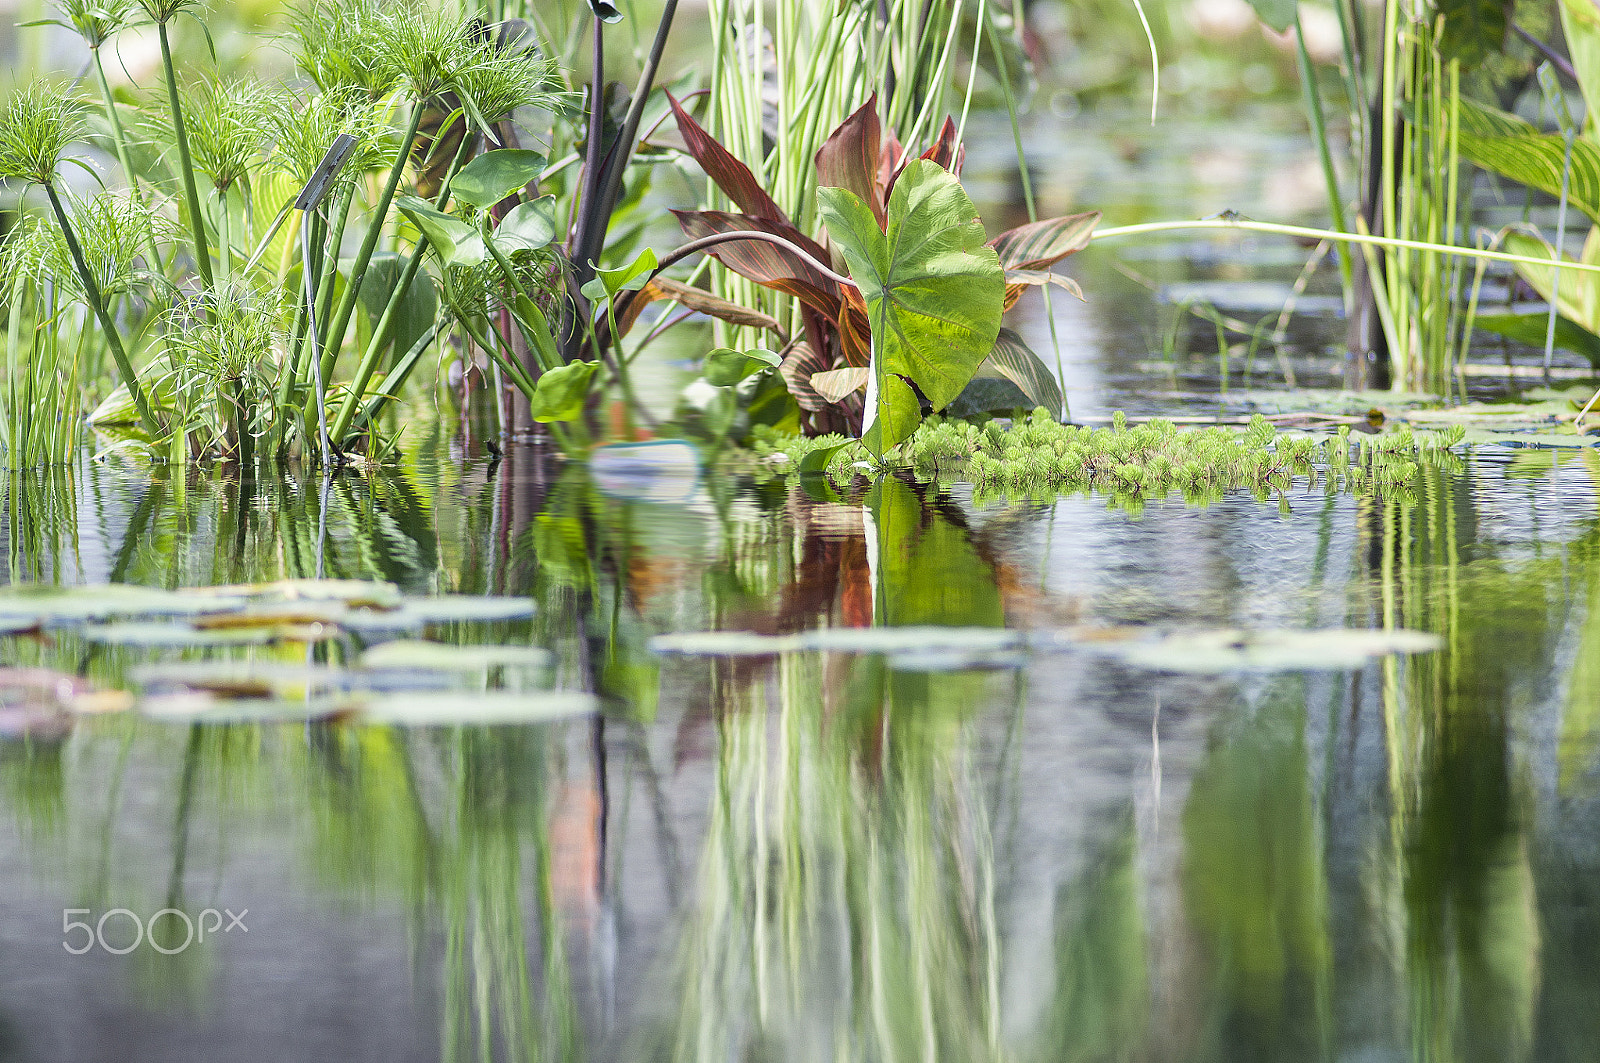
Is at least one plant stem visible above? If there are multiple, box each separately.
[157,20,214,293]
[1088,218,1600,276]
[317,103,426,383]
[42,183,160,438]
[329,132,474,446]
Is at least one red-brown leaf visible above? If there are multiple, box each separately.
[918,116,964,176]
[988,211,1102,271]
[667,93,788,224]
[814,96,885,229]
[673,210,845,320]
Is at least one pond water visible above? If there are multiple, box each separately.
[0,434,1596,1062]
[2,106,1598,1063]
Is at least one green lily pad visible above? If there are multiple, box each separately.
[359,640,551,670]
[342,596,536,630]
[358,690,597,725]
[651,626,1022,657]
[1090,627,1443,673]
[202,578,402,609]
[0,584,248,621]
[87,623,280,646]
[649,631,801,656]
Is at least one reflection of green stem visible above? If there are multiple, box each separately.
[157,20,214,292]
[165,725,204,911]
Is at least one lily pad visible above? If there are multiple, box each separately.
[358,690,597,726]
[359,640,551,670]
[198,579,402,609]
[342,595,535,630]
[0,584,248,621]
[650,625,1023,657]
[86,623,284,647]
[1089,627,1443,673]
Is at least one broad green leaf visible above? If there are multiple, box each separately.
[1455,100,1600,224]
[494,195,556,253]
[816,159,1004,456]
[983,328,1064,417]
[529,360,599,422]
[1436,0,1510,63]
[1474,312,1600,367]
[580,247,658,302]
[355,252,438,364]
[449,149,547,209]
[704,346,781,386]
[1501,230,1600,334]
[1561,0,1600,126]
[395,195,484,266]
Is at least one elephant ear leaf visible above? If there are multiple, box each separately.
[817,159,1004,457]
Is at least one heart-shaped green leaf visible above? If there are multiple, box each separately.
[816,160,1004,456]
[494,195,556,253]
[529,361,599,422]
[395,195,484,267]
[450,149,547,209]
[580,247,659,302]
[704,347,781,387]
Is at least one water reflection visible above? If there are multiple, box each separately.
[0,447,1597,1060]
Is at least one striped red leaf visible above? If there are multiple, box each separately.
[988,211,1101,271]
[673,210,845,320]
[667,93,787,223]
[814,96,885,229]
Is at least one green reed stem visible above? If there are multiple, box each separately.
[318,103,426,384]
[157,19,214,293]
[1090,218,1600,276]
[42,183,159,437]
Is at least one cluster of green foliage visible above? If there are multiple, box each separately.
[749,411,1469,514]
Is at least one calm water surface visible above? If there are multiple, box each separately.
[0,433,1594,1062]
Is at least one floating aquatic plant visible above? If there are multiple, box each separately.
[748,410,1469,514]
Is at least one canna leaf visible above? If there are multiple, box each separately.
[667,92,787,222]
[814,96,885,229]
[981,328,1064,417]
[989,211,1102,270]
[1455,100,1600,224]
[673,209,844,316]
[614,276,786,339]
[810,366,870,402]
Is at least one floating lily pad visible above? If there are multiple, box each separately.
[1091,627,1443,673]
[650,626,1023,657]
[193,602,348,629]
[359,640,551,670]
[358,690,597,725]
[196,578,402,609]
[342,595,535,630]
[887,648,1028,672]
[86,622,332,646]
[0,584,248,621]
[649,631,800,656]
[139,692,345,722]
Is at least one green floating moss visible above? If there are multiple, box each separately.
[747,410,1469,514]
